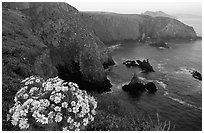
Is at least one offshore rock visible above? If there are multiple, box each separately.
[122,74,146,94]
[192,70,202,81]
[136,59,155,72]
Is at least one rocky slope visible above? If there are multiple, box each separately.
[80,12,198,43]
[141,11,176,19]
[2,2,114,130]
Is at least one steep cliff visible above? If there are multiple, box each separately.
[81,12,198,43]
[2,2,114,130]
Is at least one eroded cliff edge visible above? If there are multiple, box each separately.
[80,12,199,44]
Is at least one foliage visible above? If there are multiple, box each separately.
[8,76,97,131]
[85,93,174,131]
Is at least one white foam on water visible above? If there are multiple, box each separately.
[138,77,153,82]
[167,96,202,111]
[175,67,194,75]
[156,80,167,89]
[108,43,121,50]
[159,47,166,50]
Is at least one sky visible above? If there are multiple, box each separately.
[67,0,202,16]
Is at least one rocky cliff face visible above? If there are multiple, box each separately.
[81,12,198,43]
[2,2,114,130]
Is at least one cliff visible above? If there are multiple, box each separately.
[80,12,198,43]
[2,2,114,130]
[141,11,176,19]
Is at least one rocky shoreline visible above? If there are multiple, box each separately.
[2,2,201,131]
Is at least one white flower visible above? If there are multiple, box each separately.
[44,99,50,107]
[48,111,55,119]
[54,96,61,104]
[54,106,61,112]
[61,102,68,108]
[31,100,40,107]
[49,95,55,101]
[71,101,76,106]
[19,118,29,129]
[11,119,18,126]
[74,122,80,128]
[29,87,39,94]
[55,86,61,92]
[67,108,72,112]
[55,113,62,122]
[72,107,79,113]
[62,127,68,131]
[41,117,49,124]
[67,116,74,123]
[35,79,40,83]
[83,118,89,126]
[32,111,40,118]
[91,109,96,115]
[61,86,68,92]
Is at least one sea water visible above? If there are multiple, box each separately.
[107,18,202,131]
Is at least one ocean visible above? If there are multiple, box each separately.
[107,18,202,131]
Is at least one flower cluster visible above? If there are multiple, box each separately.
[8,76,97,131]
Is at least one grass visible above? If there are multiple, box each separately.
[85,92,175,131]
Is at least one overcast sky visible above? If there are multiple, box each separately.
[67,0,202,16]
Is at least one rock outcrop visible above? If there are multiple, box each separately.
[80,12,198,44]
[145,82,157,93]
[2,2,114,130]
[192,70,202,81]
[122,74,158,95]
[122,74,146,93]
[123,59,155,73]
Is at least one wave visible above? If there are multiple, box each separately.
[138,77,153,83]
[108,43,122,51]
[155,80,167,89]
[175,66,195,75]
[167,96,202,111]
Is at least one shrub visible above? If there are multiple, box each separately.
[8,76,97,131]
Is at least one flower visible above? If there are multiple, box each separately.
[54,106,61,112]
[72,107,79,113]
[9,76,98,131]
[55,86,61,92]
[91,109,96,115]
[62,127,68,131]
[41,117,49,124]
[67,116,73,123]
[19,118,29,129]
[54,96,61,104]
[11,119,18,126]
[61,86,68,92]
[55,113,62,123]
[61,102,68,108]
[48,111,55,119]
[71,101,76,106]
[35,79,40,83]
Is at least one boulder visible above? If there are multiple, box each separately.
[136,59,155,72]
[122,74,146,93]
[145,82,157,93]
[122,74,158,95]
[192,70,202,81]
